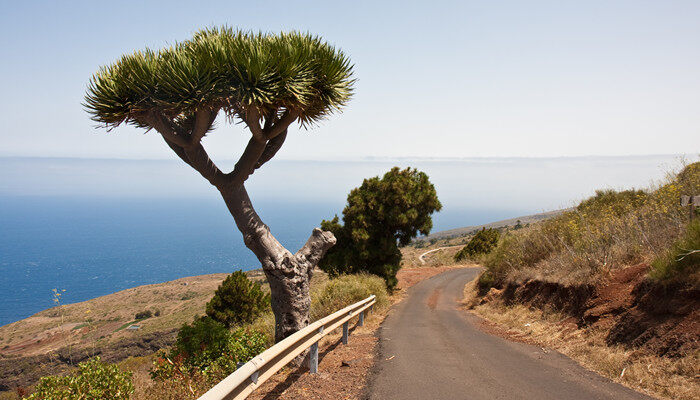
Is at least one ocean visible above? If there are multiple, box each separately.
[0,155,684,325]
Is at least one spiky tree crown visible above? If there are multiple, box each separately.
[85,27,354,129]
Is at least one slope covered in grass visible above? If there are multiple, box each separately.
[481,162,700,288]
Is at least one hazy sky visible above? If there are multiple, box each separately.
[1,1,698,160]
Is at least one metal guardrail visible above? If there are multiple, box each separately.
[198,295,377,400]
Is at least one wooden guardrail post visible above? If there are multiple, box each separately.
[359,310,364,326]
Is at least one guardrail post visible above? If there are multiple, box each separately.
[342,321,349,345]
[309,342,319,374]
[359,310,364,326]
[309,326,323,374]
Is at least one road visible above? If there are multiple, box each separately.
[367,268,654,400]
[417,246,462,264]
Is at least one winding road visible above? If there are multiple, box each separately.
[367,267,653,400]
[417,245,462,264]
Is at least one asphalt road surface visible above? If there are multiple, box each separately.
[367,267,654,400]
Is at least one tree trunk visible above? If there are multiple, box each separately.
[218,184,336,343]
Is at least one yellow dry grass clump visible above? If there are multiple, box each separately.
[482,161,700,287]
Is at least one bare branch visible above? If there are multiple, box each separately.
[190,109,218,145]
[255,129,287,170]
[245,108,266,141]
[183,143,227,186]
[162,137,193,168]
[139,111,191,148]
[296,228,337,269]
[226,137,268,187]
[263,110,298,139]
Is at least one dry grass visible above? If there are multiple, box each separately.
[113,272,389,400]
[0,274,231,357]
[465,285,699,400]
[483,161,700,287]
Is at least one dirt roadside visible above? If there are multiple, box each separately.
[465,264,699,400]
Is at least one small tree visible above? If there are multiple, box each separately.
[320,167,441,289]
[454,228,500,261]
[85,28,354,342]
[206,271,270,328]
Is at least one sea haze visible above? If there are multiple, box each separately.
[0,154,685,325]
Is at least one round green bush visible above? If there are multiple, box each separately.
[206,271,270,328]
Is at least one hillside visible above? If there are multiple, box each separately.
[0,270,268,391]
[464,161,700,400]
[415,209,567,243]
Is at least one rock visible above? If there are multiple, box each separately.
[341,359,357,367]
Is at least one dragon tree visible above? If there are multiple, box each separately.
[84,28,354,342]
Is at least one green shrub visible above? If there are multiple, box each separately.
[651,220,700,282]
[151,327,267,382]
[310,273,388,321]
[206,271,270,328]
[454,228,501,261]
[172,317,230,370]
[25,357,133,400]
[207,328,268,377]
[320,167,442,290]
[135,310,153,320]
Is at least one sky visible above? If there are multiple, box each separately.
[0,0,698,161]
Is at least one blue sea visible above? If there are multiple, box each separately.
[0,155,684,325]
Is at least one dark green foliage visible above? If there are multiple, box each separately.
[151,326,267,380]
[84,27,354,129]
[26,357,133,400]
[135,310,153,320]
[476,270,497,295]
[454,228,501,261]
[651,220,700,282]
[320,167,442,290]
[172,317,231,370]
[206,271,270,328]
[207,328,269,376]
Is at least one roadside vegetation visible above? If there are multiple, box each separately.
[480,162,700,290]
[9,272,388,399]
[453,228,501,262]
[466,161,700,400]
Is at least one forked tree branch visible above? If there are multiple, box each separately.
[143,111,191,148]
[190,109,217,144]
[245,109,298,140]
[144,107,296,189]
[255,130,287,170]
[296,228,337,271]
[226,137,268,187]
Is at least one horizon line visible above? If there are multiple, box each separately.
[0,153,695,163]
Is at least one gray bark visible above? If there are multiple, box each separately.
[219,185,336,343]
[140,109,335,345]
